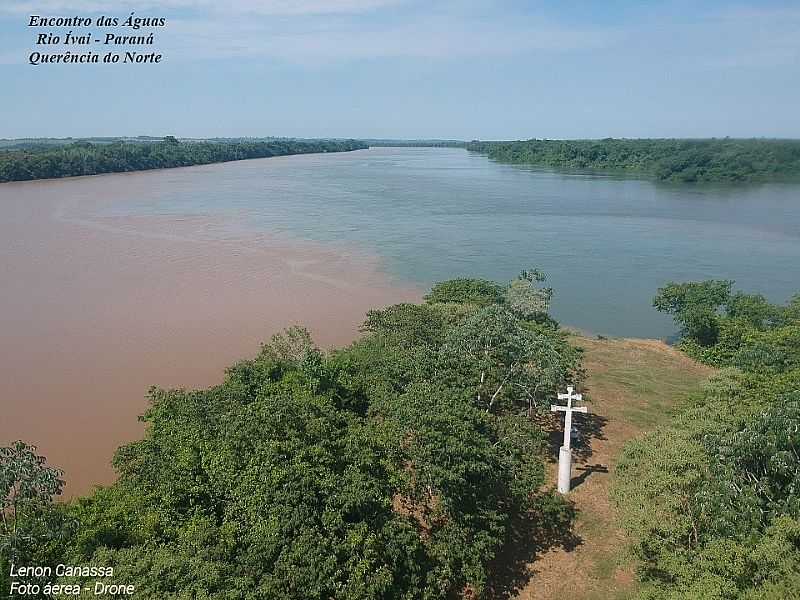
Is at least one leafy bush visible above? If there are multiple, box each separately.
[614,282,800,598]
[0,442,71,598]
[424,278,505,307]
[504,269,554,325]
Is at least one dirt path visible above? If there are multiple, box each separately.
[502,336,714,600]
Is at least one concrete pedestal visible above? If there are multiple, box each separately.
[557,446,572,494]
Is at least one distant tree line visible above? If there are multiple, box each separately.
[466,138,800,183]
[0,136,166,150]
[0,137,368,183]
[613,281,800,598]
[365,139,467,148]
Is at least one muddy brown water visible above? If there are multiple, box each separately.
[0,170,419,496]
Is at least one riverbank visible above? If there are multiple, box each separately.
[466,138,800,183]
[0,138,367,183]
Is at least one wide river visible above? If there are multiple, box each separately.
[104,146,799,337]
[2,146,799,493]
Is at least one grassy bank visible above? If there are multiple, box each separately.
[500,335,713,600]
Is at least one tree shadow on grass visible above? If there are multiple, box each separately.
[485,496,583,600]
[544,411,608,463]
[484,405,609,598]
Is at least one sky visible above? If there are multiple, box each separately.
[0,0,798,140]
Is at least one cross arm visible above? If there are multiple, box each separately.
[550,405,588,413]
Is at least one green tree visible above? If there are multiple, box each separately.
[439,305,579,415]
[31,272,581,599]
[504,269,553,324]
[615,280,800,599]
[424,278,505,307]
[1,442,69,597]
[361,303,447,348]
[653,280,733,345]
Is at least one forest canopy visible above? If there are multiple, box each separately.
[466,138,800,183]
[6,271,799,598]
[0,138,367,183]
[1,272,582,600]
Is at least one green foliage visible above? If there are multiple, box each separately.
[0,442,64,517]
[653,280,732,346]
[614,281,800,598]
[492,414,548,508]
[725,292,784,329]
[0,138,367,182]
[615,376,800,598]
[373,382,511,595]
[361,303,448,348]
[0,442,71,598]
[424,278,505,307]
[439,305,581,415]
[653,280,733,317]
[466,138,800,183]
[706,400,800,535]
[68,366,427,598]
[654,280,800,374]
[34,272,579,599]
[504,269,553,324]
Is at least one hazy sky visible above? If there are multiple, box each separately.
[1,0,798,139]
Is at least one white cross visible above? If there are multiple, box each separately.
[551,386,587,450]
